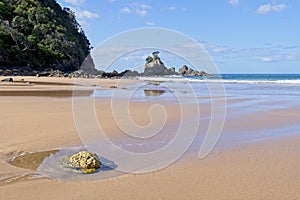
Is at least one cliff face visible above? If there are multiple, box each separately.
[0,0,92,72]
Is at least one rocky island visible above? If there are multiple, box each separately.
[144,51,176,76]
[143,51,210,77]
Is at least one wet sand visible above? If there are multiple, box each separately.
[0,90,94,97]
[0,77,300,199]
[10,150,59,171]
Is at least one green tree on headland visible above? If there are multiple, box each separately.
[0,0,91,71]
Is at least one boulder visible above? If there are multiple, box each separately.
[111,70,119,76]
[119,70,139,77]
[168,67,176,74]
[67,151,102,174]
[178,65,188,75]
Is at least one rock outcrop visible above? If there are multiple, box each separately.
[144,51,168,75]
[144,51,176,76]
[178,65,210,76]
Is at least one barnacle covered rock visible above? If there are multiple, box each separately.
[60,151,101,174]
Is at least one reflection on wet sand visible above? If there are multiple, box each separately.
[10,150,59,171]
[148,81,160,86]
[144,89,165,96]
[0,90,94,97]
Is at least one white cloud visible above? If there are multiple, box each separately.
[167,6,176,11]
[140,4,152,10]
[201,42,231,53]
[200,41,300,63]
[257,4,271,14]
[229,0,239,6]
[182,8,188,12]
[121,7,131,14]
[77,10,99,19]
[164,6,188,12]
[120,3,152,16]
[136,9,147,16]
[64,0,85,5]
[145,22,155,26]
[256,3,288,14]
[272,4,288,12]
[256,56,273,62]
[70,7,99,20]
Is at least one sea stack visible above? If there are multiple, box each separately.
[144,51,175,76]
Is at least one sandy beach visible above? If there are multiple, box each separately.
[0,77,300,200]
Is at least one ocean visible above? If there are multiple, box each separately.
[100,74,300,100]
[189,74,300,85]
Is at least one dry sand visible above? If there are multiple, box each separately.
[0,77,299,200]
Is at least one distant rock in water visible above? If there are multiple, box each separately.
[143,51,210,77]
[178,65,210,76]
[144,51,176,76]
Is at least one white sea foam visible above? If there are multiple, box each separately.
[186,79,300,85]
[138,76,300,85]
[138,76,188,82]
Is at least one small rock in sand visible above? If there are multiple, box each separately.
[1,77,13,82]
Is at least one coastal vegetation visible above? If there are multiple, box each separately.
[0,0,91,71]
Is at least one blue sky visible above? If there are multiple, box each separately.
[57,0,300,73]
